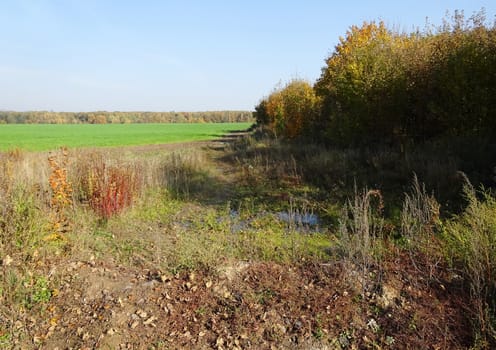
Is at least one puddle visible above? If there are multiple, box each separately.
[276,211,319,226]
[226,209,320,233]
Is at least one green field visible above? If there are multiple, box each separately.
[0,122,252,151]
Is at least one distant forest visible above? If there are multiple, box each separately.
[0,110,253,124]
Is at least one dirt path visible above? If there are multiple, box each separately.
[118,131,250,154]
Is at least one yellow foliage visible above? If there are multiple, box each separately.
[47,148,73,236]
[260,80,317,138]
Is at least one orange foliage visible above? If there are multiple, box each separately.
[48,148,73,236]
[256,80,318,139]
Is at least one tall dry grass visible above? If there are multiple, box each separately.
[400,174,442,285]
[337,188,385,295]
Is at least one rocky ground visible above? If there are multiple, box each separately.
[5,251,470,349]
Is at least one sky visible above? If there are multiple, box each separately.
[0,1,494,112]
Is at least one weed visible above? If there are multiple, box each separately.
[0,331,11,346]
[77,154,141,220]
[0,186,45,254]
[195,306,208,316]
[28,276,52,307]
[337,187,384,295]
[48,147,73,237]
[401,174,440,245]
[312,326,324,340]
[256,288,276,305]
[385,335,395,346]
[444,178,496,346]
[401,175,443,285]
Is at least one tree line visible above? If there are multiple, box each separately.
[255,10,496,146]
[0,110,253,124]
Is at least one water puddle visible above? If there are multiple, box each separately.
[227,209,320,233]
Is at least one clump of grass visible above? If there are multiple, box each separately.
[401,174,440,243]
[161,151,210,199]
[337,188,385,294]
[0,150,50,254]
[444,178,496,347]
[400,174,443,285]
[0,151,56,345]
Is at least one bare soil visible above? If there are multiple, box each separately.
[11,255,471,349]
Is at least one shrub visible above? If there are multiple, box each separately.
[47,148,73,236]
[77,155,141,220]
[255,79,318,139]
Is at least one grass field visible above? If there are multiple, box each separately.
[0,122,252,151]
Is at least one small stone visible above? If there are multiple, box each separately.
[367,318,380,333]
[276,324,286,334]
[136,309,147,318]
[130,321,139,329]
[3,255,13,266]
[205,281,213,289]
[33,335,44,344]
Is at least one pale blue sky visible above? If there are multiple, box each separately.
[0,1,494,112]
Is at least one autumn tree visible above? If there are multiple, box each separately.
[255,79,318,139]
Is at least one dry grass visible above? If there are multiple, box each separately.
[444,178,496,347]
[336,188,385,296]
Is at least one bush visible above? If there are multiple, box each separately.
[254,79,318,139]
[77,155,141,220]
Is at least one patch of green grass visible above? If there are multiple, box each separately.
[0,122,252,151]
[27,276,52,307]
[0,331,11,346]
